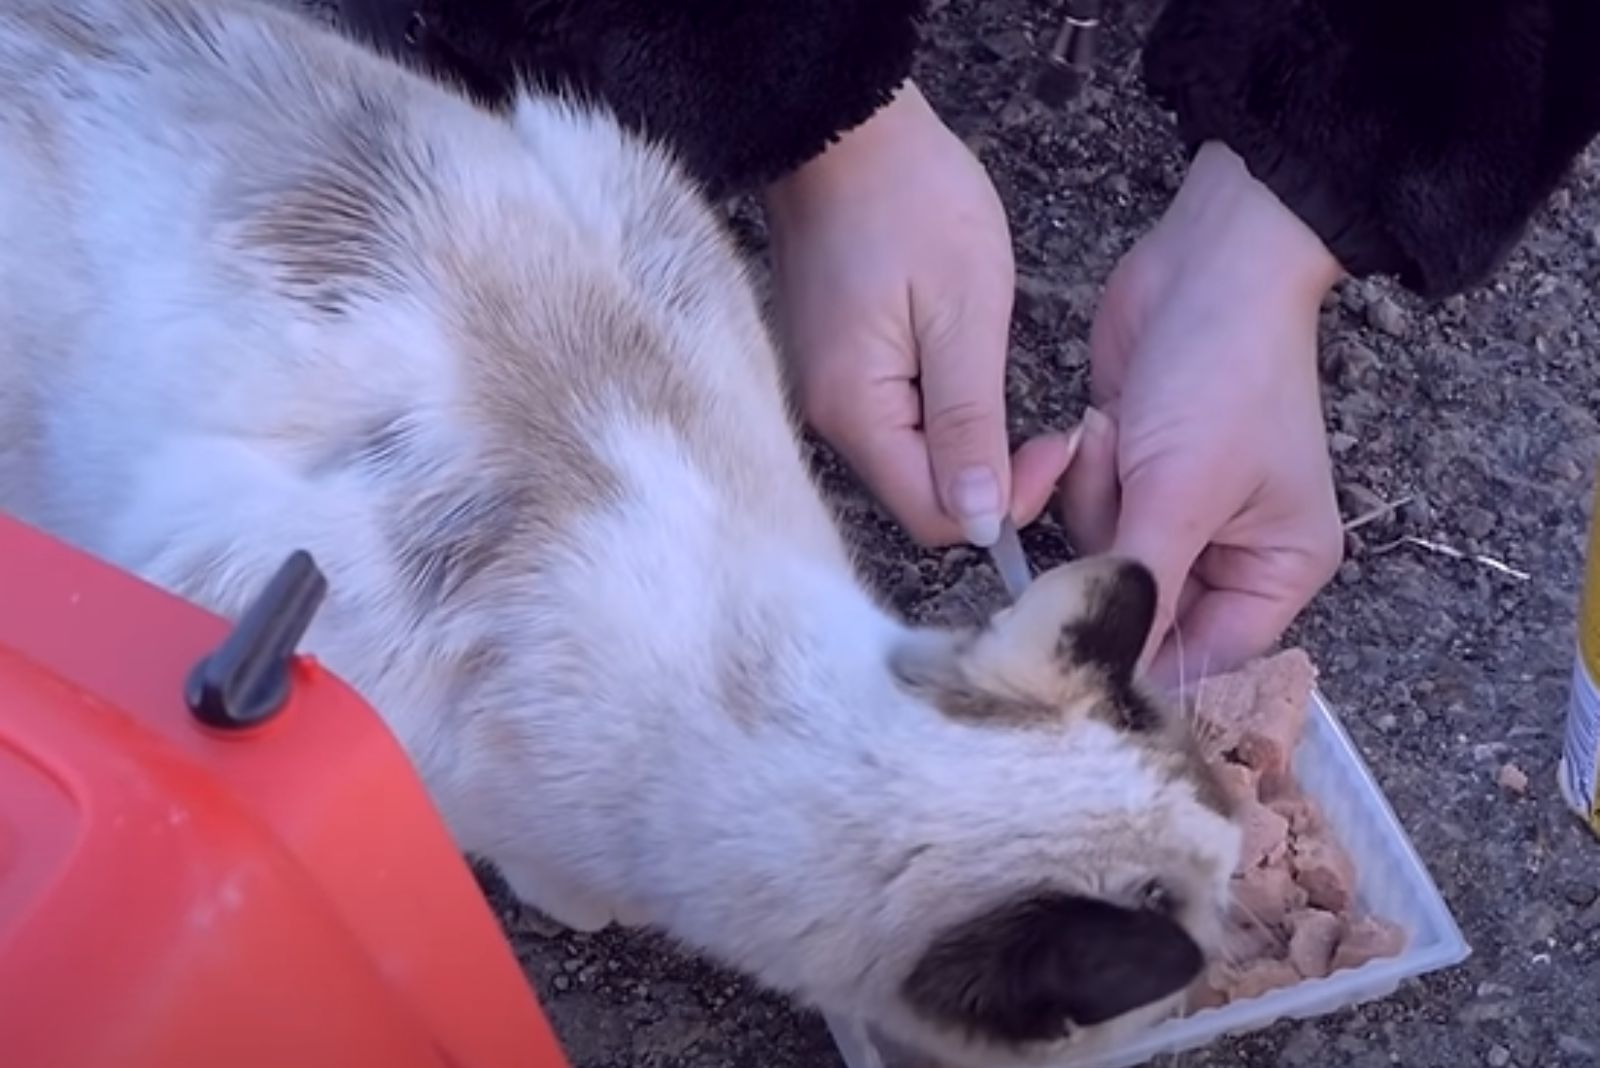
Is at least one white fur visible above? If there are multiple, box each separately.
[0,2,1241,1064]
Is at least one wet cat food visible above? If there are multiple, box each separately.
[1187,649,1408,1009]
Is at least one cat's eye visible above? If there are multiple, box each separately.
[1139,879,1179,916]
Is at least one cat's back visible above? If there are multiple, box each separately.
[0,0,844,576]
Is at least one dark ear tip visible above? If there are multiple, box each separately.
[1112,557,1159,613]
[1056,556,1161,685]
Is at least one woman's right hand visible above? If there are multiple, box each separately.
[1060,141,1348,688]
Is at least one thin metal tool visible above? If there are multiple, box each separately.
[1032,0,1102,108]
[989,516,1033,601]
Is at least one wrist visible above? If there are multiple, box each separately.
[765,80,935,219]
[1160,141,1345,309]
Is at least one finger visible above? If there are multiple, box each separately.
[809,360,969,547]
[1146,585,1299,692]
[913,284,1015,548]
[1107,465,1221,671]
[1007,430,1080,527]
[1146,534,1339,690]
[1056,406,1120,554]
[845,422,970,546]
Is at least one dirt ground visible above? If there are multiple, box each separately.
[298,0,1600,1064]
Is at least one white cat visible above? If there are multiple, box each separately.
[0,1,1242,1064]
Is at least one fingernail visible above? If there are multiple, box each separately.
[1063,422,1087,459]
[1082,405,1110,438]
[951,466,1003,547]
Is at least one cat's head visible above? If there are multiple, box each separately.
[857,555,1241,1068]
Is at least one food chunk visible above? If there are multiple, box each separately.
[1226,959,1301,1000]
[1290,833,1357,913]
[1286,908,1342,979]
[1332,915,1409,971]
[1175,648,1409,1012]
[1232,863,1307,929]
[1238,800,1291,870]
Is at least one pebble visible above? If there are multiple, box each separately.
[1338,560,1364,586]
[1497,762,1530,795]
[1340,482,1393,526]
[1487,1045,1512,1067]
[1458,506,1498,539]
[1330,431,1360,454]
[1321,338,1380,385]
[554,975,572,992]
[1563,881,1599,908]
[1375,713,1399,733]
[1559,1034,1598,1058]
[1367,297,1410,338]
[1400,494,1435,528]
[979,28,1033,60]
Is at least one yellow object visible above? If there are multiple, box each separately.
[1560,473,1600,834]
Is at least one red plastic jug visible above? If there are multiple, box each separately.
[0,512,570,1068]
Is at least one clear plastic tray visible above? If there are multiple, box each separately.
[823,687,1471,1068]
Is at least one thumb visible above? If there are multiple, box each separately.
[916,291,1014,548]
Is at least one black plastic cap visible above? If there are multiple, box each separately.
[185,550,329,731]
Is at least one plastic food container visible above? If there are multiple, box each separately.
[823,687,1471,1068]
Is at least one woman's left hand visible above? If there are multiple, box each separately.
[765,82,1075,548]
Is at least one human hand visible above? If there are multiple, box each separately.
[1059,141,1348,688]
[764,82,1075,548]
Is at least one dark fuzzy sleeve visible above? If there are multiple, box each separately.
[359,0,925,199]
[1141,0,1600,298]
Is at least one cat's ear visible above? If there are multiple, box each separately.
[1050,557,1157,685]
[901,892,1201,1044]
[955,556,1159,698]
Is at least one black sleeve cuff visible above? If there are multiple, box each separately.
[1141,0,1600,299]
[382,0,926,199]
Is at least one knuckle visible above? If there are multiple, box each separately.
[1305,516,1347,584]
[923,398,996,451]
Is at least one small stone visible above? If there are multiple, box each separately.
[1367,297,1409,338]
[1497,762,1529,795]
[1487,1045,1512,1068]
[1330,431,1360,454]
[1375,713,1399,733]
[1458,505,1497,539]
[979,29,1033,60]
[1337,560,1363,585]
[1320,338,1379,385]
[1564,882,1599,908]
[1339,483,1395,531]
[1559,1034,1598,1058]
[1401,494,1435,528]
[553,975,571,992]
